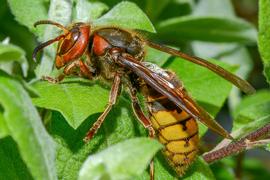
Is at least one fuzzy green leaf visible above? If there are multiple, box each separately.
[213,91,270,154]
[75,0,109,21]
[94,1,156,32]
[0,43,28,76]
[32,78,109,129]
[183,157,215,180]
[145,46,171,67]
[7,0,47,36]
[0,43,25,61]
[259,0,270,83]
[157,16,257,44]
[78,138,162,180]
[232,90,270,132]
[137,157,215,180]
[50,98,143,180]
[0,71,56,180]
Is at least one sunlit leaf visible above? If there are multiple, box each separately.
[0,43,28,76]
[79,138,162,180]
[7,0,47,36]
[146,46,171,67]
[183,157,215,180]
[51,105,143,180]
[95,1,156,33]
[216,91,270,148]
[233,90,270,131]
[259,0,270,83]
[75,0,108,21]
[0,71,56,180]
[32,78,109,129]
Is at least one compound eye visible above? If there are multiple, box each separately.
[58,29,80,55]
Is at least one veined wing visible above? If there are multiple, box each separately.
[145,40,255,95]
[117,54,233,139]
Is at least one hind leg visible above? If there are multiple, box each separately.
[127,83,155,180]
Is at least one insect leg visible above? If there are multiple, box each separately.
[84,74,122,142]
[42,60,94,83]
[127,83,155,180]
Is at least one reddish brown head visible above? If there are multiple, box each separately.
[33,20,90,69]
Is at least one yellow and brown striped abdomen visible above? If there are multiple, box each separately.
[146,90,199,176]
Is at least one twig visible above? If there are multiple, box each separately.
[235,152,244,180]
[203,123,270,163]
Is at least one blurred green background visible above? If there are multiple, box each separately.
[0,0,269,179]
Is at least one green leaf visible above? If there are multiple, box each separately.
[192,0,235,18]
[51,101,142,180]
[145,0,171,21]
[210,160,235,180]
[0,43,25,61]
[32,78,109,129]
[0,71,57,180]
[75,0,109,21]
[35,0,73,78]
[0,113,9,139]
[0,137,33,180]
[145,46,171,67]
[78,138,162,180]
[233,115,270,140]
[7,0,48,36]
[183,157,215,180]
[259,0,270,83]
[232,90,270,132]
[0,43,28,76]
[215,91,270,150]
[211,90,270,155]
[157,16,257,44]
[144,157,215,180]
[191,0,254,109]
[94,1,156,33]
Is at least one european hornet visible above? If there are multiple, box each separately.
[33,20,255,179]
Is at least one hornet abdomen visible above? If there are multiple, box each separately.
[141,63,199,175]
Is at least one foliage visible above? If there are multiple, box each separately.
[259,0,270,83]
[78,138,162,180]
[0,0,269,179]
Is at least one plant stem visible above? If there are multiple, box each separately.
[203,123,270,163]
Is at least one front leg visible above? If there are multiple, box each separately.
[42,60,94,83]
[84,73,122,142]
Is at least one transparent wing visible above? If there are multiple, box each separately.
[145,40,255,95]
[118,54,233,139]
